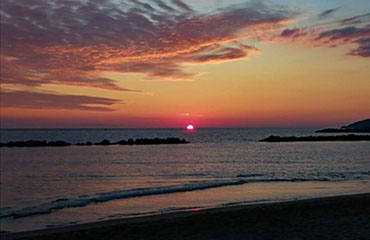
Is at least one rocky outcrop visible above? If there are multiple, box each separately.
[0,138,189,147]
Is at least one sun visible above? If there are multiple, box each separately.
[186,124,194,130]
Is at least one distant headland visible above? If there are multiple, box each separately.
[0,138,189,148]
[316,119,370,133]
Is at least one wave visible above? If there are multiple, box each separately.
[0,180,246,219]
[0,177,332,219]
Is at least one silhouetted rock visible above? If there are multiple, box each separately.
[316,128,370,133]
[260,135,370,142]
[1,138,190,147]
[114,137,189,145]
[47,141,70,146]
[316,119,370,133]
[343,119,370,129]
[0,140,70,147]
[116,140,127,145]
[95,139,111,145]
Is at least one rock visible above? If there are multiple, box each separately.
[260,135,370,142]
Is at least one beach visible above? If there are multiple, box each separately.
[3,193,369,240]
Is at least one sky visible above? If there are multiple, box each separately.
[1,0,369,128]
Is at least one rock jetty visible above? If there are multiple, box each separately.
[0,138,189,147]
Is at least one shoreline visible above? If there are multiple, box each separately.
[3,193,370,240]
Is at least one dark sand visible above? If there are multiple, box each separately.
[3,193,370,240]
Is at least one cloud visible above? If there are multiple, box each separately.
[316,26,370,41]
[318,8,339,19]
[279,28,310,40]
[1,90,119,111]
[314,25,370,56]
[1,0,294,87]
[349,38,370,57]
[182,44,260,64]
[274,11,370,58]
[171,0,193,12]
[340,13,370,25]
[0,59,135,91]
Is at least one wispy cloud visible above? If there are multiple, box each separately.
[318,8,339,19]
[1,90,119,111]
[274,11,370,57]
[317,25,370,42]
[349,37,370,57]
[340,13,370,25]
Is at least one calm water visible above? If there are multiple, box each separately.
[1,128,369,232]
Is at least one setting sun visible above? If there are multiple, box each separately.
[186,125,194,130]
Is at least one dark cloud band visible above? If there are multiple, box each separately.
[1,90,119,111]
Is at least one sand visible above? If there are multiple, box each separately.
[3,193,370,240]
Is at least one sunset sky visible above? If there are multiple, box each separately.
[1,0,369,128]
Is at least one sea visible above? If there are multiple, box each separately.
[1,128,369,233]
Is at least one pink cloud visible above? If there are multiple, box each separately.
[1,0,294,85]
[0,0,296,110]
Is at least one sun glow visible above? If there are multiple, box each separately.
[186,124,194,130]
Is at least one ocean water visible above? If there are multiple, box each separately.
[1,128,369,232]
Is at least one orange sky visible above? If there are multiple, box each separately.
[1,0,369,128]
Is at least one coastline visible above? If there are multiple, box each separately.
[3,193,370,240]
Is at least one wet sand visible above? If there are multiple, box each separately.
[3,193,370,240]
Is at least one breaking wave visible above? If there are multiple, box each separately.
[0,177,331,219]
